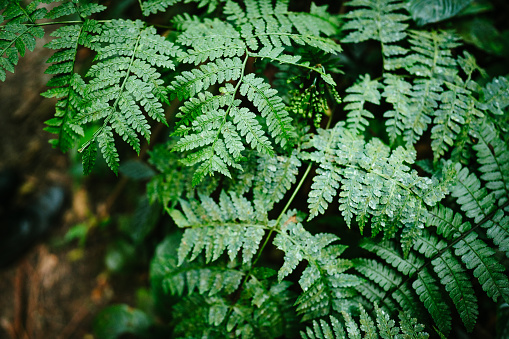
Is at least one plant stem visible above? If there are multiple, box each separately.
[252,162,313,267]
[25,20,111,26]
[227,161,313,318]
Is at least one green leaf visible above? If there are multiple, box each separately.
[344,74,380,135]
[172,192,267,265]
[407,0,473,26]
[82,140,97,175]
[273,212,361,320]
[76,19,178,173]
[93,304,152,339]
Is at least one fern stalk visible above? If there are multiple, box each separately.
[222,160,314,325]
[253,108,334,266]
[255,162,313,266]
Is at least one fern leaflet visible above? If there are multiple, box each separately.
[44,0,106,20]
[301,304,429,339]
[342,0,409,69]
[480,76,509,116]
[273,211,362,320]
[0,0,45,81]
[451,164,509,254]
[171,191,267,265]
[427,205,509,303]
[413,230,478,332]
[76,19,177,174]
[471,118,509,207]
[344,74,380,135]
[361,240,452,334]
[253,151,301,212]
[353,258,421,317]
[152,234,296,337]
[431,80,475,160]
[42,19,100,152]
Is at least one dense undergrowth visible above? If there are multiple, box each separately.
[2,0,509,337]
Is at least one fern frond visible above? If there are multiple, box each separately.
[358,142,432,235]
[309,166,341,220]
[471,118,509,206]
[169,57,243,100]
[96,125,119,173]
[382,74,412,144]
[152,235,296,339]
[301,315,346,339]
[172,192,267,265]
[171,67,298,185]
[342,0,409,45]
[431,81,474,160]
[432,169,509,300]
[456,231,509,302]
[175,89,233,128]
[362,240,452,334]
[170,1,340,184]
[141,0,223,16]
[189,141,241,185]
[402,30,460,79]
[304,124,449,246]
[344,74,380,135]
[76,19,177,173]
[480,76,509,116]
[354,280,397,312]
[161,258,244,297]
[342,309,362,339]
[301,305,429,339]
[239,73,297,147]
[413,230,478,332]
[253,151,301,211]
[342,0,409,70]
[359,305,377,339]
[43,72,86,151]
[230,106,273,154]
[403,78,442,146]
[0,0,45,81]
[427,205,509,303]
[381,30,462,146]
[172,278,295,338]
[44,0,106,20]
[273,212,362,320]
[397,307,429,339]
[176,18,245,65]
[452,162,502,217]
[304,123,345,220]
[353,258,421,316]
[172,96,273,185]
[42,19,99,152]
[224,0,341,55]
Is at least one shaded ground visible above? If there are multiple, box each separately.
[0,27,138,339]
